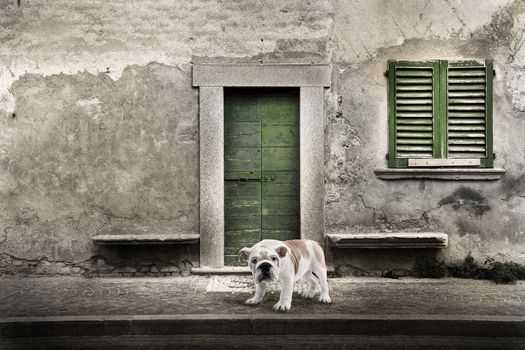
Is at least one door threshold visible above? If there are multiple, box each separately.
[191,266,251,275]
[192,266,336,276]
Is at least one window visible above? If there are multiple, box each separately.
[388,59,493,168]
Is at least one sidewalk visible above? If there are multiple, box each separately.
[0,275,524,343]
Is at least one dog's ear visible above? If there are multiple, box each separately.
[238,247,251,262]
[276,246,288,258]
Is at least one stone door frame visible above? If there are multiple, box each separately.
[192,64,331,268]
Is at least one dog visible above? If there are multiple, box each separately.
[238,239,331,312]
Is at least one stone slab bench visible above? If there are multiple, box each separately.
[325,232,448,249]
[93,233,200,245]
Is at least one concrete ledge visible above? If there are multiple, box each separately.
[93,233,199,245]
[326,232,448,249]
[191,266,251,275]
[2,314,524,338]
[374,168,505,180]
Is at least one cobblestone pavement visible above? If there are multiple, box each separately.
[0,276,523,317]
[4,335,525,350]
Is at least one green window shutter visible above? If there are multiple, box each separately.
[388,61,440,167]
[446,60,493,167]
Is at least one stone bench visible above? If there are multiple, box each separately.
[93,233,199,245]
[92,223,200,245]
[325,232,448,249]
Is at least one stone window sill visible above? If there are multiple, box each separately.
[374,168,506,180]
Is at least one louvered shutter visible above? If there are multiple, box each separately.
[388,61,440,167]
[446,60,493,167]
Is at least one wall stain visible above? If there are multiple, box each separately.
[438,187,491,217]
[500,174,525,200]
[471,0,525,63]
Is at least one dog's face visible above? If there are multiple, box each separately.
[239,245,288,283]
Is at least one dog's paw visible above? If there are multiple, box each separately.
[319,295,332,304]
[272,300,291,312]
[302,290,315,299]
[244,297,261,306]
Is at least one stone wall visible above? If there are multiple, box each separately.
[0,0,523,276]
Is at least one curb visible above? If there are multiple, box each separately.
[2,314,524,338]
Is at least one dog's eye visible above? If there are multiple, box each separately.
[251,258,257,264]
[271,256,278,261]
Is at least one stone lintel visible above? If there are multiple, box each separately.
[326,232,448,249]
[193,64,331,87]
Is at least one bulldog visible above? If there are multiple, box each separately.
[238,239,331,312]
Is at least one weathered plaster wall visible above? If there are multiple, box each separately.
[326,0,525,275]
[0,0,523,275]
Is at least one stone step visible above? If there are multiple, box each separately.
[191,266,336,275]
[6,334,525,349]
[191,266,251,275]
[2,314,524,338]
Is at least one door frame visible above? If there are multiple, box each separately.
[193,64,331,268]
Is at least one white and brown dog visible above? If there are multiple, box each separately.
[238,239,331,312]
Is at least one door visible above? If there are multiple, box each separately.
[224,88,300,265]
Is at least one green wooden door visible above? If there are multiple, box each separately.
[224,88,300,265]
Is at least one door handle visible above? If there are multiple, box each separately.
[224,172,261,182]
[224,177,261,182]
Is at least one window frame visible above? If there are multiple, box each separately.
[387,59,493,168]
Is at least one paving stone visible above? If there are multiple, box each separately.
[0,276,523,318]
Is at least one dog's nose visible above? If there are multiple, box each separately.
[258,262,272,272]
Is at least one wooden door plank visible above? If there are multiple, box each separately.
[225,228,262,241]
[261,230,299,241]
[225,121,261,148]
[262,125,299,147]
[261,196,299,216]
[224,95,259,122]
[259,96,299,125]
[262,215,300,230]
[225,198,261,216]
[225,241,262,255]
[225,135,261,148]
[225,121,261,135]
[225,216,261,231]
[262,148,299,171]
[224,148,261,172]
[225,181,260,198]
[262,171,299,184]
[262,182,299,196]
[225,171,261,180]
